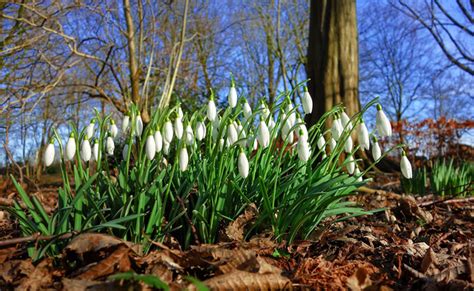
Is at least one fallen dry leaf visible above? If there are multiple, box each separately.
[75,245,132,280]
[223,203,258,241]
[197,270,292,290]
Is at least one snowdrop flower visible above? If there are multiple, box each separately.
[357,120,370,150]
[400,150,413,179]
[122,144,129,160]
[81,137,92,162]
[282,119,294,144]
[145,135,156,160]
[135,115,144,137]
[86,120,95,139]
[331,115,343,141]
[179,147,189,172]
[257,118,270,148]
[44,140,55,167]
[228,81,238,108]
[344,136,353,153]
[330,138,337,151]
[260,101,270,120]
[296,118,308,138]
[341,111,353,131]
[297,134,311,162]
[163,141,170,155]
[371,136,381,161]
[176,105,184,119]
[207,95,217,122]
[195,120,206,141]
[247,134,258,151]
[92,141,99,161]
[346,154,355,174]
[227,121,238,145]
[106,136,114,156]
[185,124,194,146]
[242,99,252,119]
[285,100,296,128]
[163,120,174,143]
[218,138,225,151]
[317,135,325,150]
[154,130,163,153]
[110,120,118,138]
[302,87,313,114]
[65,133,76,161]
[174,117,183,140]
[376,104,392,137]
[268,118,276,132]
[122,114,130,133]
[238,150,249,178]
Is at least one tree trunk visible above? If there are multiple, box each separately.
[305,0,360,127]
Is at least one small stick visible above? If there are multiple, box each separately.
[0,231,77,248]
[418,196,474,207]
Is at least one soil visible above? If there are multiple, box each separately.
[0,173,473,290]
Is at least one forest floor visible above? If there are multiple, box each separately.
[0,174,473,290]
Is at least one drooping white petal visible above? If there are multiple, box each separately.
[81,139,92,162]
[86,122,95,139]
[179,147,189,172]
[371,140,382,161]
[354,167,363,182]
[163,141,170,155]
[330,138,337,151]
[122,115,130,133]
[243,101,252,119]
[238,151,249,178]
[207,100,217,122]
[295,118,308,138]
[110,123,118,138]
[92,142,99,161]
[135,115,144,137]
[195,121,206,141]
[185,124,194,146]
[302,90,313,114]
[376,104,392,137]
[227,122,238,145]
[228,86,238,108]
[154,131,163,153]
[44,143,55,167]
[268,118,276,132]
[163,120,174,143]
[65,137,76,161]
[331,117,343,141]
[346,154,355,174]
[260,102,270,120]
[297,136,311,162]
[357,122,370,150]
[257,120,270,148]
[317,135,325,150]
[341,111,353,131]
[401,153,413,179]
[174,118,183,140]
[145,135,156,160]
[344,136,353,153]
[106,136,115,155]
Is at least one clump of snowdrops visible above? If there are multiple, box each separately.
[8,80,411,259]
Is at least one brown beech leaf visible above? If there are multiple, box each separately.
[346,267,373,291]
[420,247,438,274]
[76,245,132,280]
[197,270,292,290]
[224,203,258,241]
[17,258,55,291]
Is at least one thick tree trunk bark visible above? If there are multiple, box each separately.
[305,0,360,127]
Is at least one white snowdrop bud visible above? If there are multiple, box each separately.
[92,141,99,161]
[257,119,270,148]
[135,115,144,137]
[195,121,206,141]
[297,135,311,162]
[302,87,313,114]
[341,111,353,131]
[228,85,238,108]
[207,99,217,122]
[243,100,252,119]
[122,144,129,160]
[330,138,337,151]
[185,124,194,146]
[371,137,382,161]
[331,115,343,141]
[268,118,276,132]
[81,138,92,162]
[174,117,183,140]
[227,122,238,145]
[145,135,156,160]
[317,135,325,150]
[122,115,130,133]
[154,130,163,153]
[177,106,184,119]
[163,141,170,155]
[346,154,355,174]
[106,136,115,155]
[179,147,189,172]
[376,104,392,137]
[65,134,76,161]
[163,120,173,143]
[286,101,296,128]
[238,150,249,178]
[400,151,413,179]
[260,101,270,120]
[110,120,118,138]
[44,141,55,167]
[344,136,353,153]
[86,121,95,139]
[218,138,225,151]
[357,120,370,151]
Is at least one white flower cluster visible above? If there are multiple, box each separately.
[43,81,412,180]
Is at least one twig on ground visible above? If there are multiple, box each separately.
[0,231,78,248]
[418,197,474,207]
